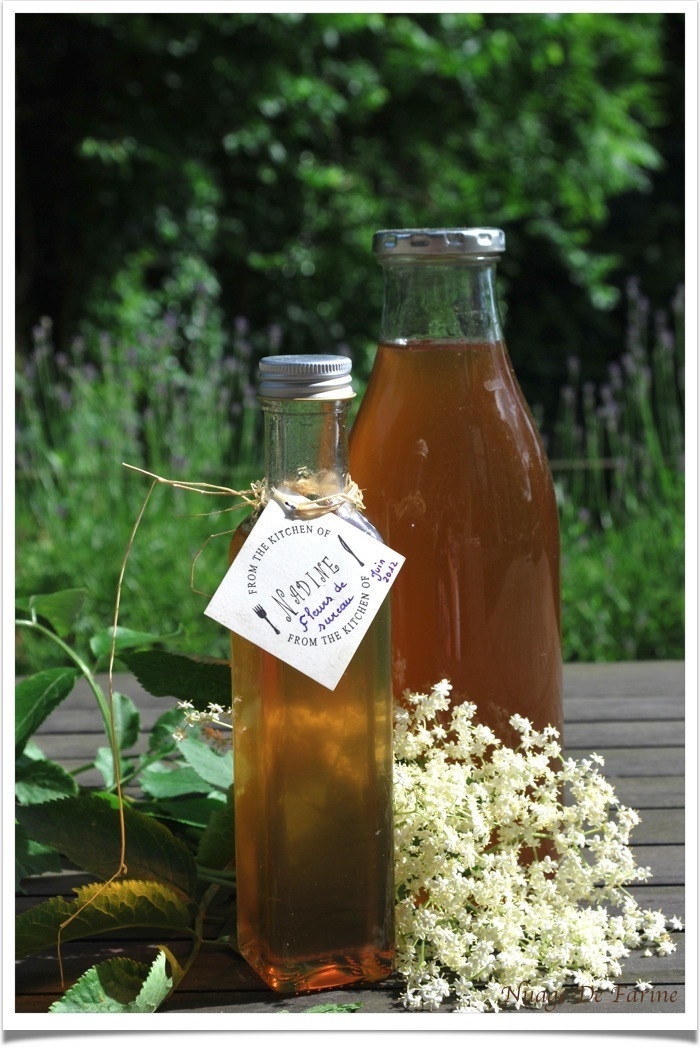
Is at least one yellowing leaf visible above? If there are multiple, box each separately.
[16,880,193,959]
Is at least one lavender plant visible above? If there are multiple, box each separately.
[552,281,684,661]
[15,281,270,668]
[553,279,684,524]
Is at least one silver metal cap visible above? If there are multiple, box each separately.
[373,227,506,258]
[258,354,355,400]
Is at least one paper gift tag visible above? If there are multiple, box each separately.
[204,495,405,690]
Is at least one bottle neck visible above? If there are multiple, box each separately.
[379,258,504,344]
[261,398,351,498]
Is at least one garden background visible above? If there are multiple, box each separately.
[15,10,686,675]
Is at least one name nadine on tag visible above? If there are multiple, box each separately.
[204,496,404,690]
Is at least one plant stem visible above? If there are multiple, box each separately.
[196,865,236,888]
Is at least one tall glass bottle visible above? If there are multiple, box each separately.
[229,354,394,994]
[349,229,563,748]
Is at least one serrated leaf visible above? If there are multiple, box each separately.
[132,949,174,1011]
[15,823,62,891]
[120,650,230,708]
[28,588,87,637]
[140,763,214,800]
[15,755,79,804]
[49,956,152,1012]
[15,667,80,756]
[175,736,233,791]
[17,795,197,897]
[89,626,182,660]
[197,787,235,871]
[17,880,192,959]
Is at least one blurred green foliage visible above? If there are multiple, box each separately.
[15,12,685,668]
[16,11,683,423]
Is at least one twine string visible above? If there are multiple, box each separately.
[123,463,365,519]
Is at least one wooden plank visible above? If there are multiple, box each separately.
[563,747,684,778]
[626,845,685,886]
[29,735,155,761]
[564,720,685,747]
[564,695,685,723]
[629,884,685,913]
[628,808,684,846]
[562,662,684,699]
[33,708,170,735]
[605,776,685,809]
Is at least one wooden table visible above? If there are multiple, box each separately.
[15,661,687,1017]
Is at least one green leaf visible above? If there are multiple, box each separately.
[49,950,173,1013]
[17,880,192,959]
[50,956,150,1012]
[28,588,87,637]
[89,625,182,660]
[175,736,233,791]
[92,692,141,788]
[120,650,231,708]
[141,795,226,831]
[17,795,198,898]
[139,763,214,800]
[111,691,141,750]
[15,667,80,756]
[15,823,62,891]
[15,755,79,805]
[304,1003,363,1013]
[196,787,235,871]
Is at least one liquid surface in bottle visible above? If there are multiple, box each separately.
[229,516,394,994]
[349,339,563,748]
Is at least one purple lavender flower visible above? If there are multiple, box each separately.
[608,363,623,391]
[56,387,72,411]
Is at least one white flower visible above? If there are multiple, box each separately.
[393,681,682,1013]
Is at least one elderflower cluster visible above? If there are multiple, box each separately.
[394,681,680,1013]
[172,700,233,752]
